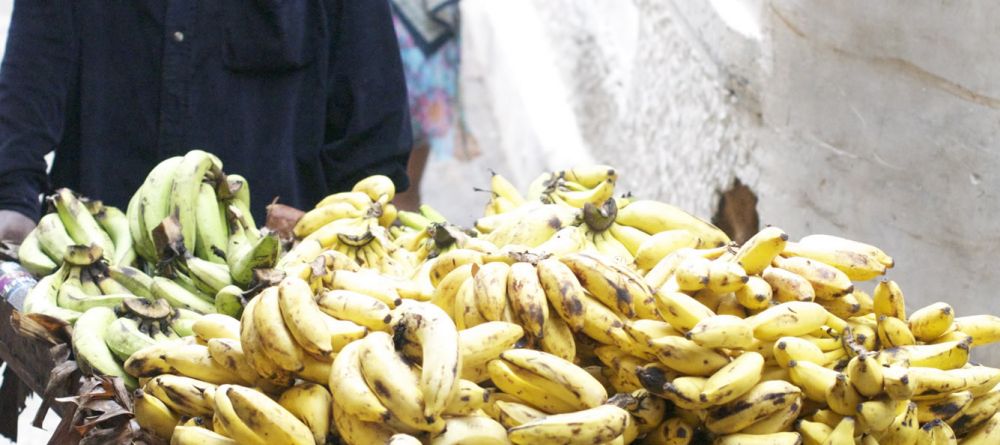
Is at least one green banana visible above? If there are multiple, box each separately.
[52,188,115,259]
[169,150,222,254]
[17,229,57,275]
[229,233,279,287]
[94,205,135,266]
[185,256,233,294]
[225,174,257,236]
[126,186,157,263]
[22,273,82,322]
[214,285,245,318]
[106,265,154,299]
[105,317,158,361]
[72,307,136,388]
[151,277,216,314]
[139,156,183,260]
[35,213,74,262]
[195,182,228,264]
[58,267,130,311]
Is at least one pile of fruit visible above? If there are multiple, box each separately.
[15,151,1000,445]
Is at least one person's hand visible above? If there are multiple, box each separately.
[0,210,36,244]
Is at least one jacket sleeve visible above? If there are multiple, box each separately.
[0,2,77,220]
[320,0,413,194]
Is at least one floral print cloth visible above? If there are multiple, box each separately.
[392,13,461,159]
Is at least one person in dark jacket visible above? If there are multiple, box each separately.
[0,0,413,243]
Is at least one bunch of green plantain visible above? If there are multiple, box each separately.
[126,150,280,288]
[17,188,135,275]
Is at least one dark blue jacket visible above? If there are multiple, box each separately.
[0,0,412,221]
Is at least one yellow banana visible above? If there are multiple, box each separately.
[686,314,754,349]
[878,315,917,347]
[472,261,512,322]
[561,252,636,318]
[917,418,958,445]
[700,351,764,405]
[360,331,441,432]
[648,335,730,377]
[705,380,803,434]
[643,417,695,445]
[772,256,853,299]
[953,315,1000,347]
[882,364,916,400]
[430,263,474,319]
[252,287,305,372]
[762,266,816,303]
[740,396,802,434]
[735,275,773,310]
[797,418,833,445]
[328,269,401,308]
[500,348,607,409]
[458,321,525,381]
[873,279,907,320]
[782,240,886,281]
[916,391,973,423]
[787,359,839,402]
[316,289,391,331]
[732,226,788,275]
[846,352,884,398]
[193,314,241,342]
[508,404,629,445]
[125,341,246,385]
[879,401,919,445]
[486,359,580,414]
[277,277,334,359]
[634,229,701,272]
[144,374,217,417]
[539,311,576,361]
[797,233,894,270]
[750,302,830,341]
[705,259,749,294]
[212,385,265,445]
[494,400,547,428]
[654,288,716,331]
[331,401,395,445]
[536,258,588,331]
[277,383,331,445]
[615,199,730,247]
[328,339,390,422]
[773,336,825,368]
[205,338,260,387]
[391,300,461,420]
[134,389,181,441]
[825,372,862,417]
[225,384,314,445]
[879,338,971,370]
[170,426,237,445]
[507,261,549,338]
[352,174,396,202]
[432,415,511,445]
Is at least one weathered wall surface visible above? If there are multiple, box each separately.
[449,0,1000,361]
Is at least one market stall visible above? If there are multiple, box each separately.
[2,151,1000,444]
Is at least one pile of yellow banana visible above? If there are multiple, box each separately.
[21,159,1000,445]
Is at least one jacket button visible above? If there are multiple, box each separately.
[173,31,184,42]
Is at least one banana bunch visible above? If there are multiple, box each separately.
[18,189,134,275]
[19,161,1000,445]
[126,150,280,287]
[284,175,401,270]
[392,205,498,262]
[134,378,320,445]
